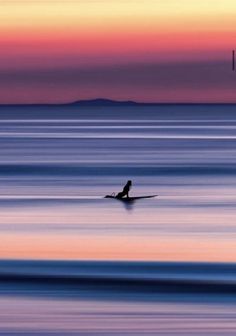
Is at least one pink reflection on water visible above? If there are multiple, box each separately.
[0,297,235,335]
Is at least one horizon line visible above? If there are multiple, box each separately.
[1,98,236,106]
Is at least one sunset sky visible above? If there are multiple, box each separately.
[1,0,236,103]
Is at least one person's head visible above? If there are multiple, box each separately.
[127,180,132,186]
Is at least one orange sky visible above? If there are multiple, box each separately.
[0,0,236,103]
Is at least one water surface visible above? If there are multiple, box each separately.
[0,104,235,334]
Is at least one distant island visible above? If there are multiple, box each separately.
[0,98,145,107]
[0,98,141,107]
[68,98,140,107]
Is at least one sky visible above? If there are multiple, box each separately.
[0,0,236,103]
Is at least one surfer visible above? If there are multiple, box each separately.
[116,180,132,199]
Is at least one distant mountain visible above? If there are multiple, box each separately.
[68,98,140,107]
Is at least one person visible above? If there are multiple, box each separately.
[116,180,132,199]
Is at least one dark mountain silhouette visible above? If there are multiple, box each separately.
[68,98,140,107]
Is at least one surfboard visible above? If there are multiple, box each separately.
[105,195,157,202]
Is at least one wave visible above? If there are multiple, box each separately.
[1,164,236,176]
[0,260,235,295]
[1,273,236,295]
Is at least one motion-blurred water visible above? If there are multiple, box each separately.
[0,104,235,335]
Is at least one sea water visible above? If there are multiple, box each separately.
[0,104,235,335]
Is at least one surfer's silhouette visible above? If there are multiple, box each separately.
[116,180,132,199]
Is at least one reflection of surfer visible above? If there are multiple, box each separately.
[116,180,132,199]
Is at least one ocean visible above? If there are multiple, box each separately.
[0,104,235,335]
